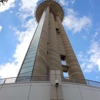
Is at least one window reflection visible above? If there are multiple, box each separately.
[19,71,32,76]
[20,67,33,74]
[22,62,33,68]
[24,57,35,62]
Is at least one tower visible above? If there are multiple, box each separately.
[17,0,85,82]
[1,1,100,100]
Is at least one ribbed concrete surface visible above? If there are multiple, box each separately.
[33,7,49,77]
[57,34,66,56]
[56,16,85,79]
[48,13,62,73]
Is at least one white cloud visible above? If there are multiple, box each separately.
[70,0,75,4]
[0,19,37,78]
[93,32,98,38]
[0,0,37,78]
[0,0,15,12]
[0,62,19,78]
[59,0,68,6]
[0,26,2,31]
[63,9,92,33]
[82,35,87,40]
[97,58,100,70]
[78,33,100,73]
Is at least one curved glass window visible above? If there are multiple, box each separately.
[20,67,33,74]
[19,71,32,76]
[26,54,35,58]
[24,57,35,63]
[22,62,33,68]
[17,9,46,82]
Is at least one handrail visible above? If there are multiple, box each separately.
[0,76,100,88]
[0,76,49,85]
[62,77,100,88]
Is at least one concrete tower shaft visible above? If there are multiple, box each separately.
[33,0,85,79]
[17,0,85,82]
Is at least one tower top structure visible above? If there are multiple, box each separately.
[35,0,64,23]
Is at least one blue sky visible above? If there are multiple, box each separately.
[0,0,100,82]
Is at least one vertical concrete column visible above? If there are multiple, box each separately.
[48,13,62,74]
[33,7,49,78]
[50,70,57,100]
[50,70,64,100]
[56,16,85,79]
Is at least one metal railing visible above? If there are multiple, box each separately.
[0,76,100,88]
[0,76,49,85]
[62,77,100,88]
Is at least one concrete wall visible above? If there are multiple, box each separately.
[0,82,50,100]
[0,82,100,100]
[63,83,100,100]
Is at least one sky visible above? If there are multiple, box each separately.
[0,0,100,82]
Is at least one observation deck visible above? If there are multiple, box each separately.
[35,0,64,22]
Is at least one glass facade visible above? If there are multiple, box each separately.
[17,9,46,82]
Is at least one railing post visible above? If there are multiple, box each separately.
[86,80,90,86]
[3,78,6,84]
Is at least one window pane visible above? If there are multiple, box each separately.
[20,67,33,73]
[22,62,33,68]
[29,47,37,51]
[24,57,35,63]
[31,41,38,45]
[30,44,38,47]
[29,45,38,49]
[34,37,39,39]
[27,51,36,56]
[26,52,35,56]
[26,54,35,58]
[19,71,32,76]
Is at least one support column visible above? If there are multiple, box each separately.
[48,13,62,74]
[56,16,85,79]
[50,70,64,100]
[32,7,49,79]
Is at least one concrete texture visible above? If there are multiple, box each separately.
[0,82,100,100]
[56,16,85,80]
[33,7,49,78]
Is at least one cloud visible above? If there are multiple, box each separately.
[0,62,19,78]
[93,32,98,38]
[0,26,2,31]
[63,9,92,33]
[0,0,15,12]
[70,0,75,4]
[59,0,68,6]
[78,32,100,73]
[0,19,37,78]
[0,0,37,78]
[97,58,100,70]
[82,35,87,40]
